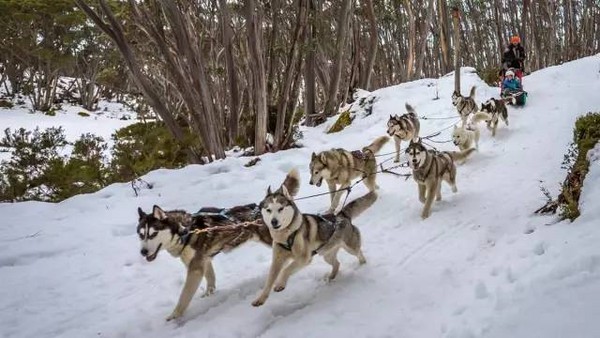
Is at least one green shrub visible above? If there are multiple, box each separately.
[46,134,109,201]
[327,110,353,134]
[0,99,14,108]
[0,121,202,202]
[45,107,57,116]
[110,121,197,182]
[0,127,68,201]
[78,111,90,117]
[477,67,501,87]
[559,112,600,220]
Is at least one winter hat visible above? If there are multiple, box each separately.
[510,36,521,44]
[505,70,515,77]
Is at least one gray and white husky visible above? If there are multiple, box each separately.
[136,169,299,320]
[251,186,378,307]
[386,103,420,163]
[452,86,478,126]
[405,138,475,219]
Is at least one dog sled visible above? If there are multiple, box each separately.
[499,68,528,106]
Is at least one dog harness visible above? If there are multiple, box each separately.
[277,229,299,251]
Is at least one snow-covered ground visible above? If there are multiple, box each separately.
[0,97,136,161]
[1,55,600,338]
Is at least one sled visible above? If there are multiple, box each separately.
[499,68,527,106]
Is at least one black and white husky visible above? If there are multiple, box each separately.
[252,186,378,307]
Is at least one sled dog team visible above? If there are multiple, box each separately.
[136,87,511,320]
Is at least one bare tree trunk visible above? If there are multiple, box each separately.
[304,0,317,127]
[404,0,416,80]
[245,0,268,155]
[322,0,353,118]
[451,5,461,93]
[415,0,435,78]
[219,0,240,146]
[274,0,308,149]
[438,0,451,74]
[361,0,378,90]
[75,0,203,164]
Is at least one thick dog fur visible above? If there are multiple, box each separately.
[405,138,476,219]
[451,111,490,152]
[452,86,478,126]
[252,187,377,307]
[480,98,509,137]
[309,136,388,213]
[136,169,299,321]
[387,103,421,163]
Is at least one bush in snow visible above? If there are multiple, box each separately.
[110,121,197,182]
[536,112,600,220]
[0,128,111,202]
[559,112,600,220]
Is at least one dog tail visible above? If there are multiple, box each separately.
[469,86,476,98]
[340,191,378,219]
[471,111,491,125]
[364,136,389,154]
[281,168,300,197]
[405,103,418,117]
[449,148,477,162]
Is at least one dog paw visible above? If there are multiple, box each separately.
[421,211,431,219]
[273,284,286,292]
[394,158,400,163]
[201,286,215,298]
[166,311,182,321]
[251,298,265,307]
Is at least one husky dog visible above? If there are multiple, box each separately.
[387,103,421,163]
[136,169,299,321]
[309,136,388,213]
[451,111,490,152]
[480,98,509,137]
[452,86,478,126]
[251,186,377,307]
[405,138,476,219]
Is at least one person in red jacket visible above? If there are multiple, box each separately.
[501,36,525,80]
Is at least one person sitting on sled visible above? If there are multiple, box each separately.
[502,69,522,96]
[501,36,525,80]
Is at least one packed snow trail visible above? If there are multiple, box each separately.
[1,55,600,338]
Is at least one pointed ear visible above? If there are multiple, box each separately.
[138,207,145,219]
[389,114,394,119]
[152,205,167,220]
[320,153,327,163]
[266,185,272,196]
[280,184,292,200]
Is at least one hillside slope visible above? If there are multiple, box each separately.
[1,55,600,338]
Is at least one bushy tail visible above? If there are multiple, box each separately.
[364,136,389,154]
[281,168,300,197]
[340,191,378,219]
[449,148,477,162]
[405,103,418,117]
[471,111,491,125]
[469,86,476,98]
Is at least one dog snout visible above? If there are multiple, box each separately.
[270,219,279,228]
[140,248,149,256]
